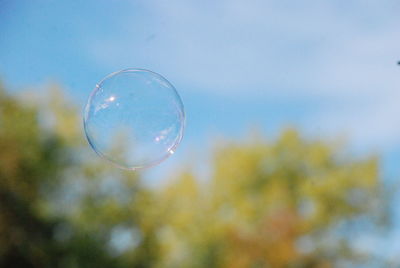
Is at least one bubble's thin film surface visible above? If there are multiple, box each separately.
[84,69,185,170]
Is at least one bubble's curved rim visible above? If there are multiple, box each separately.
[83,68,185,171]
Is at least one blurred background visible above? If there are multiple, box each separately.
[0,0,399,267]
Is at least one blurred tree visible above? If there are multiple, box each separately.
[0,83,67,267]
[0,83,158,268]
[153,131,388,267]
[0,82,390,268]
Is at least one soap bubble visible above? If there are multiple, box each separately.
[83,69,185,170]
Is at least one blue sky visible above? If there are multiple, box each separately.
[1,0,400,261]
[1,0,399,175]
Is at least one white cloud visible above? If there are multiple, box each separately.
[86,0,400,147]
[88,0,399,94]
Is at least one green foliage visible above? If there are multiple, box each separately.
[0,83,390,267]
[0,84,157,267]
[151,130,386,267]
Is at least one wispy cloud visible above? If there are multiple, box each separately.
[85,0,400,147]
[88,0,399,94]
[1,0,398,148]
